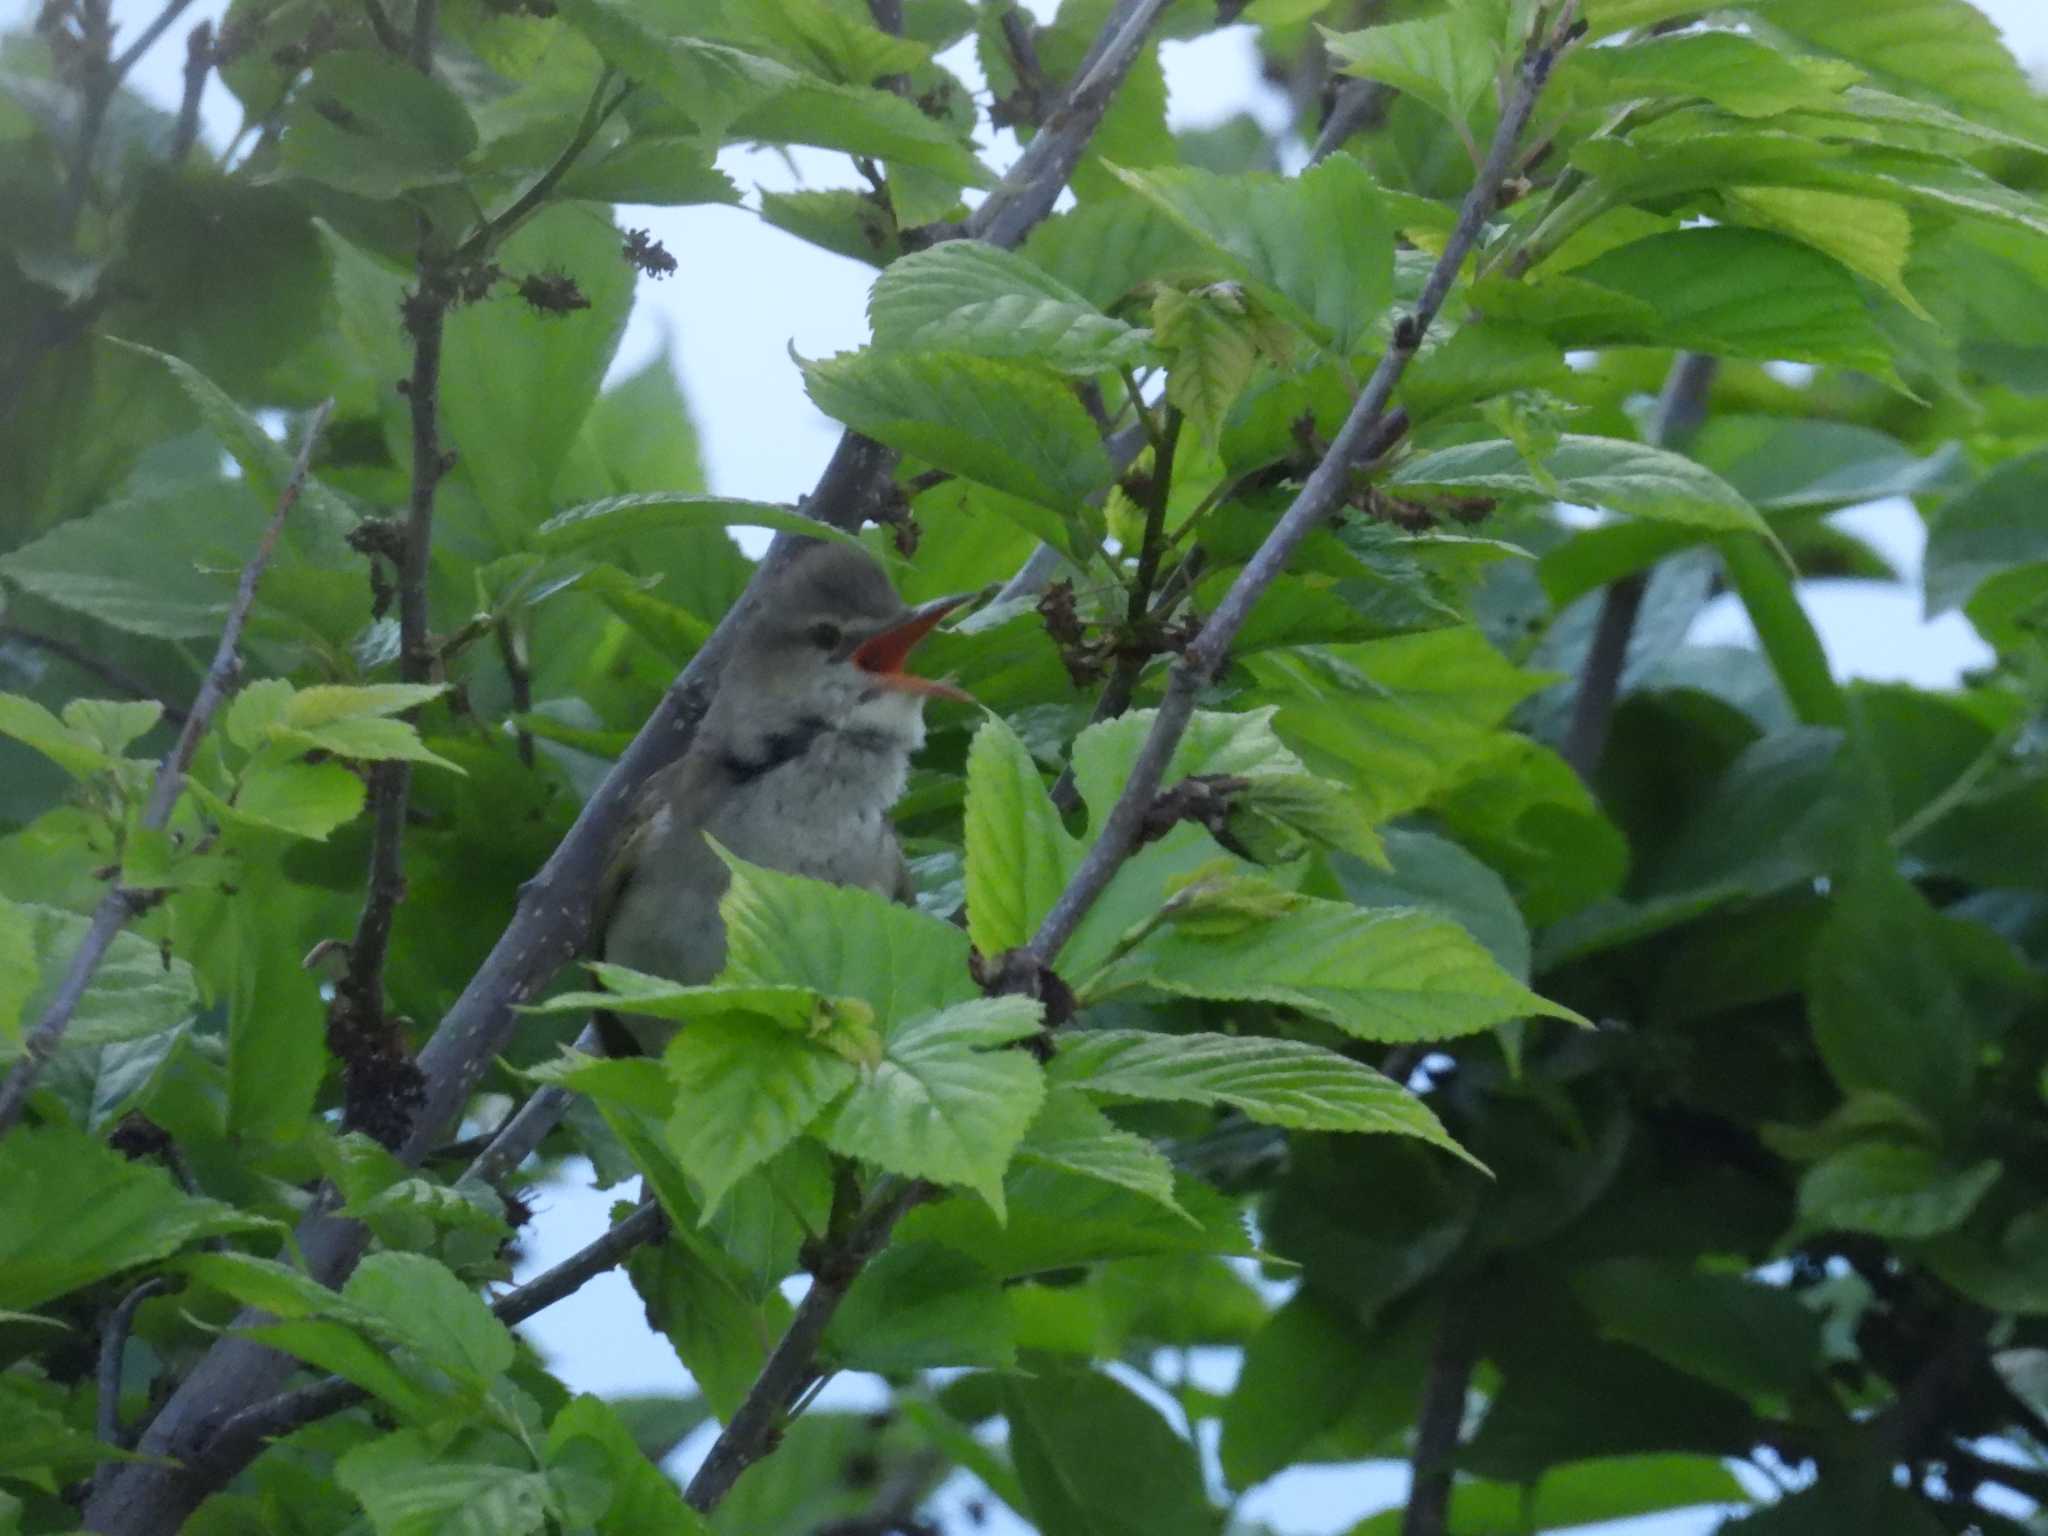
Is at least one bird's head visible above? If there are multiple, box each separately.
[708,541,973,758]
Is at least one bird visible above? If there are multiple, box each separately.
[594,539,971,1055]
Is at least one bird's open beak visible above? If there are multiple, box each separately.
[850,591,976,702]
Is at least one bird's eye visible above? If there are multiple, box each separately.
[806,621,843,651]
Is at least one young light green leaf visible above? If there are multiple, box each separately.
[62,699,162,757]
[733,77,990,186]
[344,1252,517,1391]
[663,1014,858,1215]
[964,713,1082,960]
[869,242,1153,374]
[818,995,1047,1216]
[1081,895,1587,1043]
[0,692,113,779]
[216,760,368,840]
[801,348,1113,519]
[1052,1029,1476,1164]
[1014,1087,1185,1214]
[1151,284,1264,445]
[0,1123,271,1309]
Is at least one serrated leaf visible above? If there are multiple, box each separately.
[802,349,1112,525]
[0,692,112,778]
[825,1241,1015,1371]
[559,0,790,134]
[222,759,368,839]
[1151,284,1261,445]
[1014,1087,1184,1214]
[1110,153,1394,354]
[336,1430,551,1536]
[1004,1364,1218,1536]
[1797,1143,2002,1238]
[663,1014,857,1214]
[733,77,990,186]
[344,1252,517,1390]
[1389,434,1767,535]
[819,995,1046,1215]
[1051,1029,1475,1165]
[1557,30,1856,120]
[964,713,1082,960]
[3,903,199,1061]
[869,242,1153,374]
[1322,12,1497,130]
[0,1123,271,1309]
[533,492,856,555]
[278,49,479,199]
[1081,894,1586,1043]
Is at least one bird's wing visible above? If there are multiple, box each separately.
[592,750,722,951]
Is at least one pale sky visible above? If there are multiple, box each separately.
[20,1,2045,1530]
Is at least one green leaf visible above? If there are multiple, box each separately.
[0,1122,269,1309]
[64,699,162,756]
[533,492,854,555]
[1923,447,2048,615]
[1721,185,1927,320]
[1808,870,1976,1126]
[963,713,1082,960]
[344,1251,516,1390]
[1109,153,1395,353]
[1332,827,1531,983]
[1763,0,2045,137]
[1050,1029,1473,1162]
[0,692,112,779]
[868,242,1153,374]
[716,851,976,1020]
[1561,228,1899,379]
[239,1317,439,1422]
[1692,415,1961,514]
[278,50,479,199]
[3,903,199,1061]
[1081,894,1586,1044]
[1150,284,1263,446]
[663,1013,857,1215]
[1798,1142,2002,1239]
[1558,30,1855,119]
[1220,1291,1369,1490]
[1003,1363,1219,1536]
[802,349,1112,522]
[1388,434,1767,536]
[559,0,788,133]
[336,1430,550,1536]
[223,760,368,839]
[276,716,459,769]
[0,899,34,1046]
[110,343,354,528]
[733,78,990,186]
[555,138,741,206]
[825,1241,1015,1371]
[819,995,1046,1215]
[1573,1258,1824,1398]
[1322,12,1497,131]
[1013,1087,1183,1214]
[547,1396,711,1534]
[441,206,636,551]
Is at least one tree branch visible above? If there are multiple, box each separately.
[1402,1300,1476,1536]
[194,1199,667,1477]
[94,1279,168,1458]
[1028,8,1574,970]
[110,0,197,76]
[409,0,437,73]
[167,21,210,168]
[1312,76,1390,162]
[1558,350,1718,783]
[0,401,334,1141]
[684,1181,926,1512]
[84,1,1178,1519]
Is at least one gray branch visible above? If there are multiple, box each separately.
[0,401,334,1141]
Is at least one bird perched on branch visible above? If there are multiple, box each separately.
[595,540,971,1055]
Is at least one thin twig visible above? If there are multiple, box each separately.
[196,1200,667,1474]
[1028,8,1576,971]
[1401,1300,1475,1536]
[87,1,1175,1518]
[110,0,197,76]
[457,1022,603,1188]
[167,22,210,167]
[0,626,189,724]
[1558,351,1718,783]
[1311,77,1390,162]
[456,71,626,263]
[94,1279,169,1467]
[360,0,406,56]
[496,619,535,767]
[0,402,334,1140]
[684,1182,926,1512]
